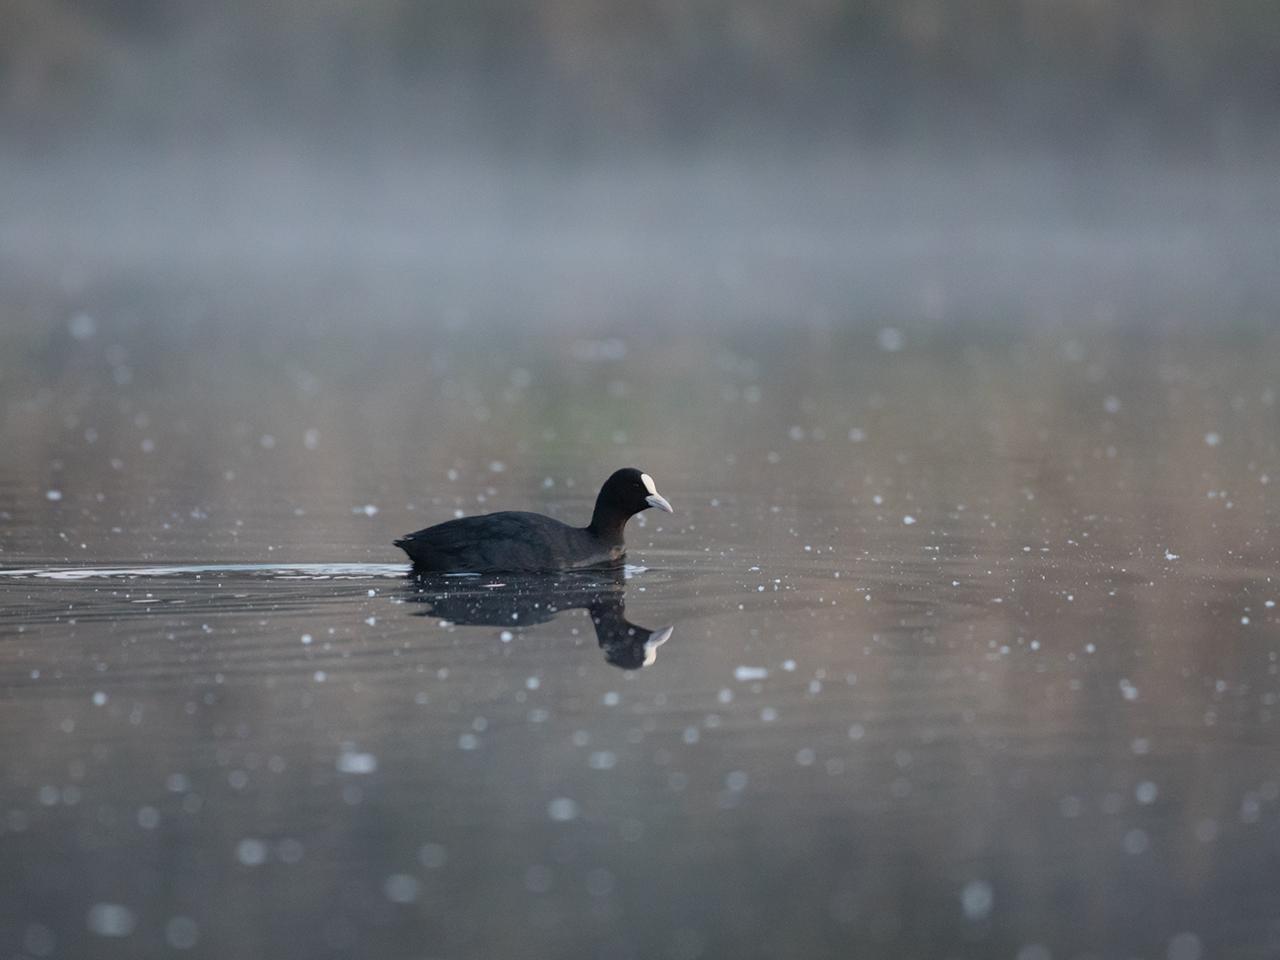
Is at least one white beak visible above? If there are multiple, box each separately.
[645,493,674,513]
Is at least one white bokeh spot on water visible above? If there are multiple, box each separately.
[961,880,993,921]
[547,797,579,822]
[86,904,135,938]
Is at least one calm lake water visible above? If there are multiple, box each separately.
[1,238,1279,959]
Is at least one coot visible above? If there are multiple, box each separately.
[394,467,673,573]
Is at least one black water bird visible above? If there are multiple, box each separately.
[402,570,674,669]
[394,468,673,573]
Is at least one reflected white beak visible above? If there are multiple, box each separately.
[645,493,674,513]
[643,625,674,666]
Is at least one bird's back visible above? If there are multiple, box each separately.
[395,510,616,573]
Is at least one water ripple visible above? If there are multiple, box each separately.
[0,562,412,581]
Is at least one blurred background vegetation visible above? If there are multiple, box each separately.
[3,0,1278,164]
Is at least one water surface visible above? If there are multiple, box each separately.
[2,258,1279,959]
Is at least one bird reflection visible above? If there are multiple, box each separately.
[401,568,673,670]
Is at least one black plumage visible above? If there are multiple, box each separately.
[394,467,673,573]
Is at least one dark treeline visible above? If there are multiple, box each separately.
[4,0,1279,162]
